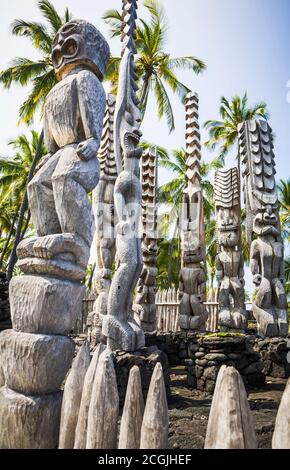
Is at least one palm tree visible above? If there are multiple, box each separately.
[0,131,46,277]
[278,178,290,242]
[204,93,269,175]
[0,0,72,124]
[103,0,206,132]
[157,148,222,287]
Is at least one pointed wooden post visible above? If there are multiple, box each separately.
[74,343,105,448]
[59,342,91,448]
[86,350,119,449]
[272,377,290,448]
[118,365,144,449]
[140,362,169,449]
[205,365,257,449]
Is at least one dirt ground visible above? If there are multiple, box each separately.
[167,366,286,449]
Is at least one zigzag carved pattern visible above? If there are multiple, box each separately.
[98,94,117,179]
[214,167,240,208]
[185,92,202,184]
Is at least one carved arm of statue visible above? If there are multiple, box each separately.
[238,253,245,287]
[76,72,106,161]
[250,240,262,286]
[215,254,223,287]
[178,271,184,300]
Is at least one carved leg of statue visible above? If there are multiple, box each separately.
[218,276,231,330]
[126,237,145,346]
[52,145,100,248]
[179,292,191,330]
[189,294,208,331]
[230,278,247,331]
[272,278,288,337]
[27,152,61,237]
[103,227,145,351]
[253,277,278,338]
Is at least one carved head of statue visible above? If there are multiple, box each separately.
[214,167,241,248]
[216,206,240,247]
[252,203,280,237]
[182,230,205,264]
[114,48,143,174]
[52,19,110,81]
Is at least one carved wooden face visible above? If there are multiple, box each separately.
[120,54,142,160]
[253,204,280,236]
[51,20,109,81]
[217,206,240,247]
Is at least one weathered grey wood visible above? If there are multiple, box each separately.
[0,329,74,395]
[102,0,145,352]
[0,387,62,449]
[86,350,119,449]
[0,19,109,449]
[179,93,208,332]
[140,362,169,449]
[204,365,257,449]
[58,342,90,449]
[118,365,144,449]
[272,377,290,448]
[214,168,247,332]
[74,343,105,449]
[238,120,288,337]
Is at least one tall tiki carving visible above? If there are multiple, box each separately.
[0,20,109,448]
[88,95,117,345]
[238,119,288,337]
[102,0,145,351]
[134,147,158,332]
[214,167,247,332]
[179,92,208,331]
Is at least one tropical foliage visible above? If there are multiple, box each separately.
[103,0,206,132]
[204,93,269,173]
[0,131,46,269]
[0,0,72,123]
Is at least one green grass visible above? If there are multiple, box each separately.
[203,332,245,339]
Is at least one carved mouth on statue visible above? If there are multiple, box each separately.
[219,226,238,232]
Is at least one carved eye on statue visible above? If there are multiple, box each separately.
[125,111,134,126]
[52,49,63,67]
[61,22,79,35]
[62,38,78,57]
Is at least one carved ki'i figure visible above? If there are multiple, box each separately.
[102,0,145,351]
[88,95,117,345]
[238,119,288,337]
[134,147,158,332]
[179,92,208,331]
[0,20,109,449]
[214,167,247,332]
[17,20,110,280]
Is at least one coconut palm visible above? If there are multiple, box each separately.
[103,0,206,132]
[0,0,72,124]
[0,131,46,277]
[278,178,290,242]
[204,93,269,175]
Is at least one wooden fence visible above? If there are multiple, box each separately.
[79,288,220,335]
[156,288,219,333]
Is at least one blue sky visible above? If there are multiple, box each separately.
[0,0,289,293]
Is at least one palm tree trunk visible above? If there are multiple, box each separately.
[0,210,19,270]
[7,130,44,281]
[140,74,150,109]
[167,218,179,289]
[20,210,31,242]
